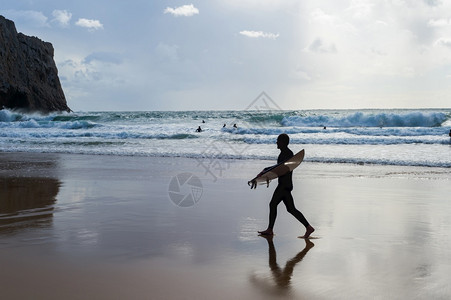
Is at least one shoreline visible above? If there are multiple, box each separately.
[1,152,450,299]
[1,150,449,180]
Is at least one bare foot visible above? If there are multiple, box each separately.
[299,226,315,239]
[258,229,274,236]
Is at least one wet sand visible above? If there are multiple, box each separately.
[0,152,450,299]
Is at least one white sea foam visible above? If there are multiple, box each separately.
[1,109,450,167]
[281,111,448,127]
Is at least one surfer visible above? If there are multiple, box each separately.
[251,133,315,238]
[196,126,202,132]
[449,129,451,138]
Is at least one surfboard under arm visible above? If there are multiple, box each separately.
[248,149,305,186]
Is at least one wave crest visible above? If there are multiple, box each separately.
[0,109,25,122]
[281,111,448,127]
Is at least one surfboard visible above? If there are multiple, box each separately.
[248,149,305,188]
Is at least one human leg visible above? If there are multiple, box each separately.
[282,191,315,238]
[258,188,283,235]
[282,191,310,227]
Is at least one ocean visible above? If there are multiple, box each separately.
[1,108,451,300]
[1,108,450,168]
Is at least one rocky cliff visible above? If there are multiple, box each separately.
[0,15,70,113]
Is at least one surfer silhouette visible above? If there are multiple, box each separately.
[250,235,314,294]
[196,126,202,132]
[251,133,315,238]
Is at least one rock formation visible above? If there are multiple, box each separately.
[0,15,70,113]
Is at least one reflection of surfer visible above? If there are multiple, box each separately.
[253,134,315,238]
[250,236,314,293]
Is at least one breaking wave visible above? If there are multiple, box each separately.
[281,111,448,128]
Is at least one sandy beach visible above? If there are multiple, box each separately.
[0,152,450,299]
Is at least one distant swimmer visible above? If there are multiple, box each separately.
[449,129,451,137]
[323,126,327,130]
[196,126,202,132]
[223,124,226,128]
[233,124,238,129]
[202,120,205,123]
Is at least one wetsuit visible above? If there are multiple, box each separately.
[267,147,310,230]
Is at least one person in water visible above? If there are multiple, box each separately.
[196,126,202,132]
[250,133,315,238]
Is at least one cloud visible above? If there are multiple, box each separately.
[75,18,103,30]
[293,68,312,81]
[423,0,442,6]
[239,30,279,39]
[307,38,337,53]
[0,9,48,27]
[59,58,99,83]
[310,8,337,25]
[428,18,451,27]
[155,43,179,61]
[164,4,199,17]
[345,0,374,19]
[82,52,123,64]
[58,53,126,89]
[52,10,72,27]
[435,37,451,48]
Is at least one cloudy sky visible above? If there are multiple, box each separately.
[2,1,451,111]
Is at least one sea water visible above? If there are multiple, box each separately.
[0,108,450,168]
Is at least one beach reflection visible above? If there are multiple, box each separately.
[0,177,59,234]
[250,236,314,296]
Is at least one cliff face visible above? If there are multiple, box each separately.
[0,15,70,113]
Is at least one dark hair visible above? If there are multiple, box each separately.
[277,133,289,146]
